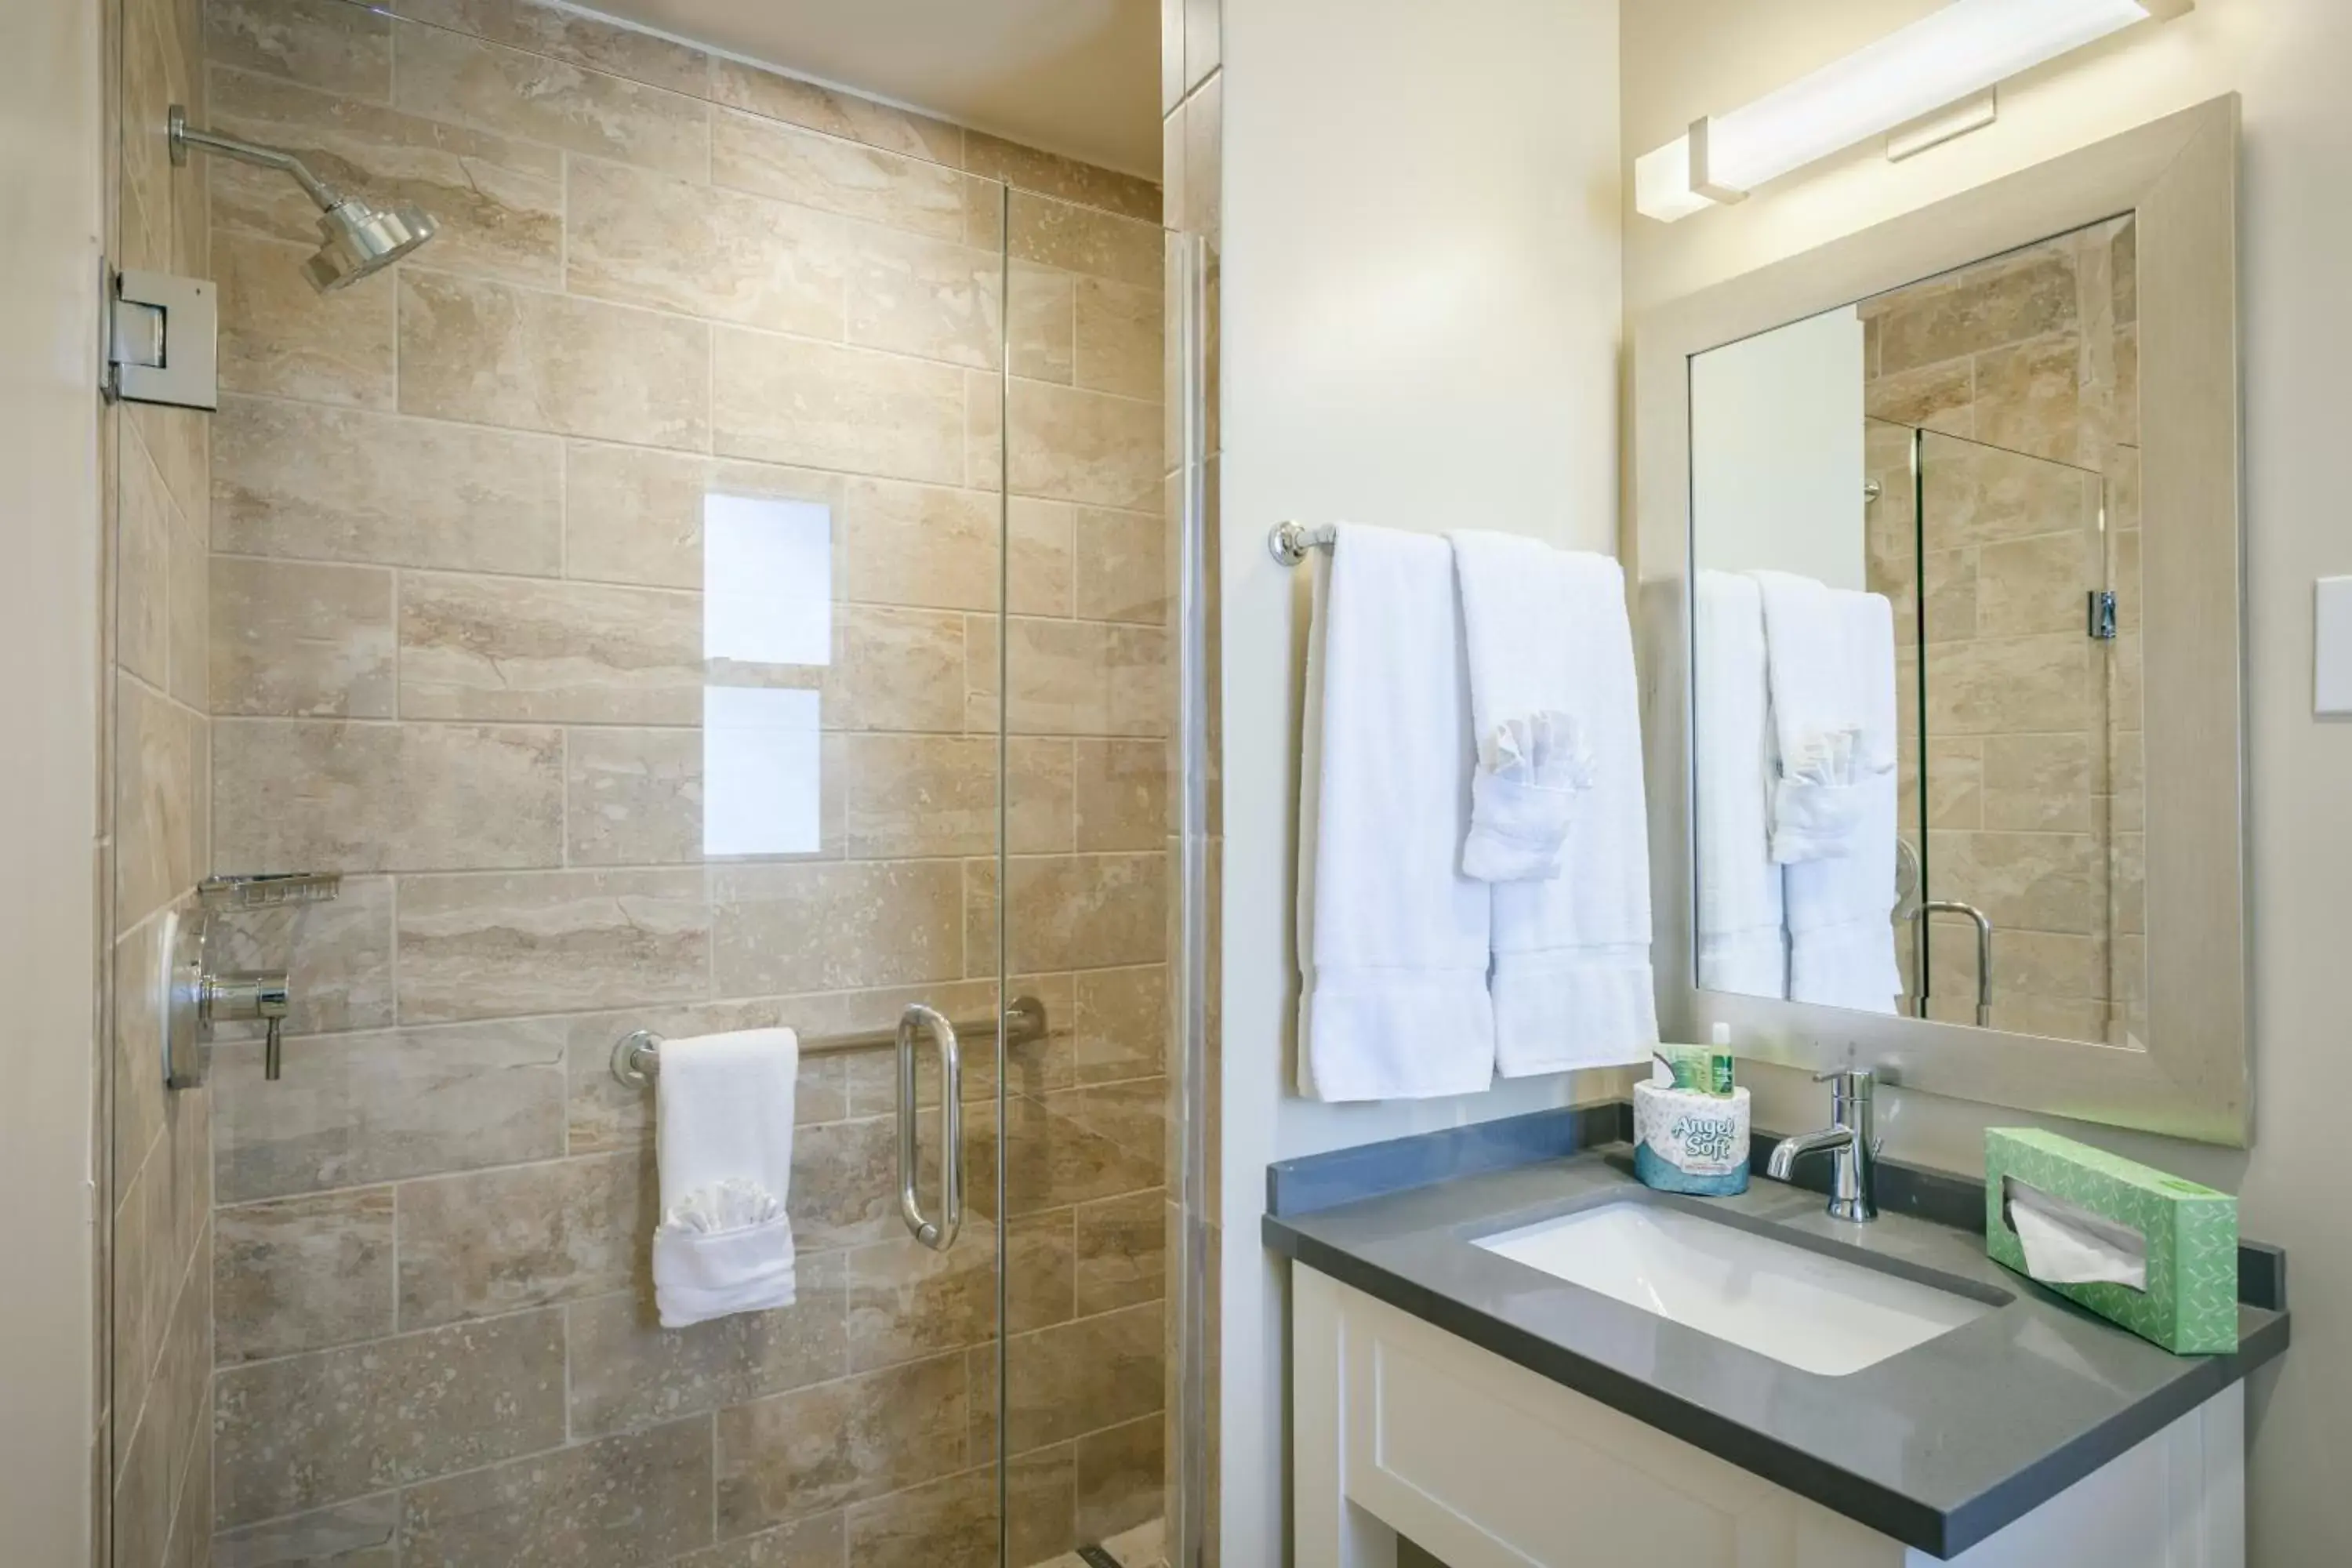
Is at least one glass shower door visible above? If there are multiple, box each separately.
[986,178,1180,1568]
[1910,430,2118,1040]
[114,2,1192,1559]
[169,6,1044,1557]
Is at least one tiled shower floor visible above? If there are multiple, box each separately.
[1033,1515,1167,1567]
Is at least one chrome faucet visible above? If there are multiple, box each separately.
[1766,1068,1878,1222]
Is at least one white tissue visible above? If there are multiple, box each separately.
[1784,723,1862,789]
[2005,1178,2148,1290]
[660,1177,785,1236]
[1479,710,1595,793]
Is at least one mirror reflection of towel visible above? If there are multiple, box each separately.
[1750,569,1896,864]
[1783,588,1903,1014]
[1693,571,1787,997]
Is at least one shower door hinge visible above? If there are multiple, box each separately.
[103,267,218,411]
[2088,590,2119,641]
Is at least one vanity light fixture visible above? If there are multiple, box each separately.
[1633,0,2194,223]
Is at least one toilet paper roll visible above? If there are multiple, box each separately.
[2003,1176,2148,1290]
[1634,1081,1751,1196]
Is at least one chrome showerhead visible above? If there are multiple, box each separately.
[303,197,437,291]
[169,104,439,293]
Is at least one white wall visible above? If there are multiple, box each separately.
[1688,307,1867,589]
[0,0,103,1556]
[1217,0,1623,1557]
[1623,0,2352,1558]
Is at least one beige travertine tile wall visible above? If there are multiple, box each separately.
[198,1,1168,1562]
[1161,2,1221,1563]
[1860,218,2139,1044]
[104,0,221,1558]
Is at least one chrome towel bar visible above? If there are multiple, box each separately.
[609,994,1049,1086]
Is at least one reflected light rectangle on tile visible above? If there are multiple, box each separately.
[703,492,832,666]
[703,686,822,857]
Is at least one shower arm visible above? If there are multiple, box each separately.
[168,106,345,210]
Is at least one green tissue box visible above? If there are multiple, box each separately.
[1984,1128,2239,1355]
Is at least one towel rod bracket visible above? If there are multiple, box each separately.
[611,1028,660,1089]
[1269,521,1336,567]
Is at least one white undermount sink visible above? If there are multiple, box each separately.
[1475,1200,1995,1376]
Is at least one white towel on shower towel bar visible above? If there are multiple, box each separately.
[1465,543,1658,1076]
[1296,523,1498,1102]
[652,1026,799,1328]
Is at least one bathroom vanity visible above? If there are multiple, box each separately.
[1269,91,2281,1568]
[1266,1114,2285,1567]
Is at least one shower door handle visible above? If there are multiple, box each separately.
[895,1004,964,1251]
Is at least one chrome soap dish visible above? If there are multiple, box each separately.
[200,871,343,910]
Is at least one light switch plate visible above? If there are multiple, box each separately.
[2318,577,2352,716]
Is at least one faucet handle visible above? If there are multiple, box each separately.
[1813,1065,1875,1095]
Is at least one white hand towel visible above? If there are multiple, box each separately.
[1486,549,1659,1076]
[1786,590,1904,1013]
[1750,569,1891,862]
[1450,530,1599,881]
[652,1026,798,1328]
[1693,571,1788,997]
[1298,523,1497,1101]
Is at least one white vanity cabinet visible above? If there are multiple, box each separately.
[1291,1265,2246,1568]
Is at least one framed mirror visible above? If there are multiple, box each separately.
[1634,97,2246,1145]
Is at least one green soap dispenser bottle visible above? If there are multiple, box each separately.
[1703,1022,1736,1097]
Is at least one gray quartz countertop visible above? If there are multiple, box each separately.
[1263,1143,2288,1559]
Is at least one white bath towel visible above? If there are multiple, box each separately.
[1449,530,1598,881]
[1486,549,1658,1076]
[652,1026,799,1328]
[1693,571,1788,997]
[1751,569,1892,862]
[1785,590,1904,1014]
[1298,524,1497,1101]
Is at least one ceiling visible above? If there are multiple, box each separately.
[591,0,1163,176]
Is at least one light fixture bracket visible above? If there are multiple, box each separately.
[1686,117,1749,205]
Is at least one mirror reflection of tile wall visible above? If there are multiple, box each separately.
[1858,217,2143,1044]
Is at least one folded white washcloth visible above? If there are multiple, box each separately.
[1465,710,1596,880]
[1450,530,1599,881]
[1750,569,1893,863]
[652,1027,799,1328]
[1785,590,1904,1014]
[1484,548,1659,1076]
[1297,523,1497,1102]
[1693,571,1788,997]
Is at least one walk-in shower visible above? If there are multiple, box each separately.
[166,103,436,290]
[107,5,1197,1564]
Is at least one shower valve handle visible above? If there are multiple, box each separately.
[205,971,292,1080]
